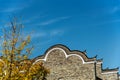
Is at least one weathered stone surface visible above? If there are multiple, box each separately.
[43,49,95,80]
[33,44,119,80]
[96,62,119,80]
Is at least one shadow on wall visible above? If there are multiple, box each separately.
[97,77,102,80]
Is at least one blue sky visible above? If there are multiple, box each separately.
[0,0,120,71]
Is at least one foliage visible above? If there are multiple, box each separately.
[0,17,49,80]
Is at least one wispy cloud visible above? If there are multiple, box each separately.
[110,6,120,14]
[31,29,65,49]
[0,7,23,13]
[31,32,47,39]
[38,16,70,26]
[30,29,65,39]
[23,14,46,24]
[0,1,32,13]
[87,19,120,27]
[50,29,64,36]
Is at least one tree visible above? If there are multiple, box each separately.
[0,17,49,80]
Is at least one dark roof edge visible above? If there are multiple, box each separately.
[33,44,96,63]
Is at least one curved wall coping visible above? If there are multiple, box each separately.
[97,61,103,64]
[33,47,95,65]
[101,71,118,74]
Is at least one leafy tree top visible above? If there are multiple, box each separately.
[0,17,49,80]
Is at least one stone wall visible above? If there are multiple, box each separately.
[102,73,118,80]
[96,62,103,79]
[33,44,120,80]
[43,49,96,80]
[96,61,119,80]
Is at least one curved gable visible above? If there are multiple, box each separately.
[33,44,96,64]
